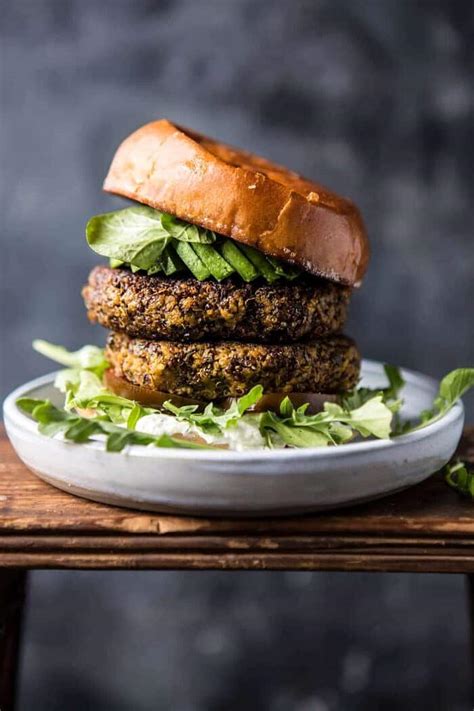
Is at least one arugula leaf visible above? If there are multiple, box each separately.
[126,401,146,430]
[55,370,106,410]
[15,397,41,414]
[259,393,394,447]
[73,392,153,426]
[234,386,264,416]
[210,385,263,429]
[17,398,207,452]
[384,364,405,399]
[33,341,110,411]
[259,411,331,447]
[342,364,404,412]
[323,397,393,439]
[405,368,474,432]
[33,340,108,376]
[163,386,263,434]
[277,397,292,418]
[445,460,474,499]
[62,418,101,443]
[439,368,474,404]
[17,397,78,437]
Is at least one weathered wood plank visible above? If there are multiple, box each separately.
[0,533,473,551]
[0,551,472,573]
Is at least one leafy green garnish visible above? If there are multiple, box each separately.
[33,340,110,412]
[56,370,154,426]
[54,369,103,408]
[33,340,108,376]
[342,364,404,413]
[164,386,264,435]
[163,385,394,449]
[16,397,206,452]
[422,368,474,424]
[445,460,474,499]
[398,368,474,433]
[87,206,172,269]
[86,206,301,283]
[260,394,393,448]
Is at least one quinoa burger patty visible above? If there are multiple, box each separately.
[83,266,351,344]
[106,332,360,400]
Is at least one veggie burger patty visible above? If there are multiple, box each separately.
[106,332,360,400]
[83,266,351,344]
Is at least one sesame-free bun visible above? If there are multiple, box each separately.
[104,120,369,285]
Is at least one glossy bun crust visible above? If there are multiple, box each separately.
[104,120,369,286]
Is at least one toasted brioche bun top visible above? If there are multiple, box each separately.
[104,119,369,285]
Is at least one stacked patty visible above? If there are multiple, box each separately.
[82,265,360,401]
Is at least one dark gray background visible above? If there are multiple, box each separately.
[2,1,473,709]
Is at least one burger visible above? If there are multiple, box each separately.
[81,119,369,415]
[16,119,472,454]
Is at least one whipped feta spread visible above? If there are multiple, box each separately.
[136,413,267,451]
[135,414,194,438]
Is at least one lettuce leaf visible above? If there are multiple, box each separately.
[259,394,393,448]
[86,206,173,269]
[398,367,474,433]
[342,364,404,413]
[163,386,264,434]
[445,460,474,499]
[33,340,108,376]
[16,398,207,451]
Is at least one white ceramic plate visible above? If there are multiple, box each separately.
[3,361,464,516]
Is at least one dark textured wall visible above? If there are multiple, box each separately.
[1,1,473,709]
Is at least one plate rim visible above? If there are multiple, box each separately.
[3,360,464,461]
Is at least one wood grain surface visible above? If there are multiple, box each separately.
[0,426,472,572]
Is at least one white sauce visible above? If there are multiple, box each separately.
[135,414,267,451]
[136,414,194,438]
[216,418,266,450]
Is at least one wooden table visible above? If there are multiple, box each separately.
[1,425,473,709]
